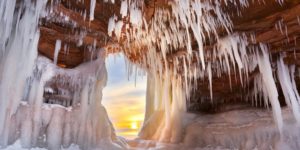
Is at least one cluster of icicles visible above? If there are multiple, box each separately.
[105,0,300,142]
[0,0,126,149]
[0,0,299,149]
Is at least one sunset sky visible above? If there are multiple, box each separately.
[102,54,147,139]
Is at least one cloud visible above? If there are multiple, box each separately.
[102,54,147,138]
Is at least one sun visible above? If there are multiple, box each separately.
[130,122,138,130]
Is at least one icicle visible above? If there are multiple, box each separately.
[114,21,124,41]
[0,0,17,54]
[290,65,300,101]
[108,15,116,37]
[277,56,300,123]
[120,0,128,18]
[277,0,284,5]
[89,0,96,21]
[191,22,205,70]
[54,40,61,65]
[208,62,213,101]
[129,4,142,27]
[0,0,48,146]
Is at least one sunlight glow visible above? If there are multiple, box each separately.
[103,54,147,139]
[131,122,138,130]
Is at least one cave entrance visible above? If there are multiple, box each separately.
[102,53,147,139]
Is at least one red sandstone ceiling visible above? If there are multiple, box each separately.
[38,0,300,67]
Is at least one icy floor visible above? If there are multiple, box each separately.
[0,140,80,150]
[2,107,300,150]
[0,140,179,150]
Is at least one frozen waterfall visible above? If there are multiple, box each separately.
[0,1,125,149]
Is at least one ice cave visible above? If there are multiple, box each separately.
[1,0,300,149]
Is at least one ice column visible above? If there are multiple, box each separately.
[0,0,47,146]
[256,44,283,133]
[277,56,300,123]
[139,71,187,143]
[54,40,61,65]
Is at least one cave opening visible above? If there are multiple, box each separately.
[1,0,300,149]
[102,53,147,139]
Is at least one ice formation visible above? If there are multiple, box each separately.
[256,45,283,132]
[1,0,300,149]
[104,0,299,144]
[277,56,300,123]
[1,49,126,149]
[139,71,187,143]
[0,1,125,149]
[89,0,96,21]
[54,40,62,65]
[120,0,128,18]
[0,0,47,146]
[108,15,117,37]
